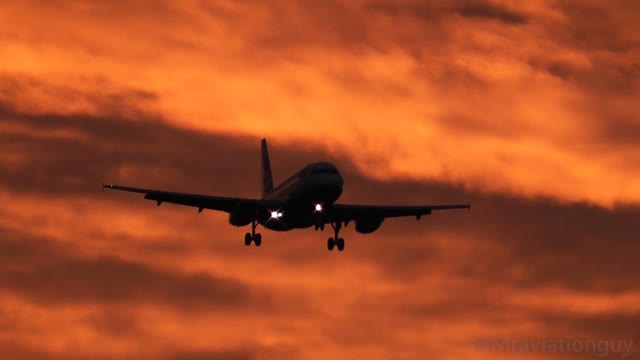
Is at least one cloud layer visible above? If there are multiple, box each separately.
[1,1,639,359]
[2,0,639,206]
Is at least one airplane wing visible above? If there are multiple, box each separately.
[102,184,279,213]
[330,203,470,221]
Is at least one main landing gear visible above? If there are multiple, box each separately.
[244,220,262,247]
[327,221,345,251]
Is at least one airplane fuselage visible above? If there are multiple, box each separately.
[259,162,343,231]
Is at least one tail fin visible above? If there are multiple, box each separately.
[261,138,274,196]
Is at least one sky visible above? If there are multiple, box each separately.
[0,0,639,359]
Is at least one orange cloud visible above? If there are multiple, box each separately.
[1,1,639,359]
[2,105,640,358]
[1,0,639,206]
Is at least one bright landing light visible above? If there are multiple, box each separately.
[315,204,322,211]
[271,211,283,218]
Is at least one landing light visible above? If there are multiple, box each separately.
[271,211,283,219]
[315,204,322,212]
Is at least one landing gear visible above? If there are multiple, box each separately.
[327,221,345,251]
[244,220,262,247]
[254,233,262,247]
[327,237,344,251]
[327,237,335,250]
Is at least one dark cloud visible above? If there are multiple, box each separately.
[529,57,639,96]
[0,341,91,360]
[170,344,300,360]
[534,311,640,341]
[454,2,529,25]
[0,75,157,112]
[87,307,140,337]
[598,118,640,146]
[0,77,367,200]
[526,58,583,83]
[550,0,640,53]
[347,176,640,293]
[365,0,529,25]
[170,349,253,360]
[1,79,639,296]
[0,99,261,199]
[0,227,254,311]
[0,341,260,360]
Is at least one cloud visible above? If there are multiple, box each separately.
[342,174,640,293]
[1,2,639,206]
[0,341,92,360]
[2,91,639,295]
[1,2,639,359]
[366,0,530,25]
[454,2,528,24]
[170,350,253,360]
[0,228,254,311]
[1,115,639,359]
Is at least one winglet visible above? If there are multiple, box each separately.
[467,202,471,212]
[101,182,105,192]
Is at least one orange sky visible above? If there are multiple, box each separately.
[0,1,639,359]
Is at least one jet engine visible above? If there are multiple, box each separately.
[229,202,255,226]
[355,216,384,234]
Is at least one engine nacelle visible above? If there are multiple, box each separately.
[228,202,254,226]
[355,216,384,234]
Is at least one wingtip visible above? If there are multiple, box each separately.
[467,202,471,212]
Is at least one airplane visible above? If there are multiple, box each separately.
[103,138,470,251]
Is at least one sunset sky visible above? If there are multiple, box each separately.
[1,0,639,359]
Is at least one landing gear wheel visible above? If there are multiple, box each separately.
[254,233,262,247]
[327,237,335,251]
[327,221,344,252]
[245,220,262,247]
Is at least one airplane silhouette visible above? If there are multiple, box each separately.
[103,139,470,251]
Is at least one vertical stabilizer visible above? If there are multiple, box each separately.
[261,138,274,196]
